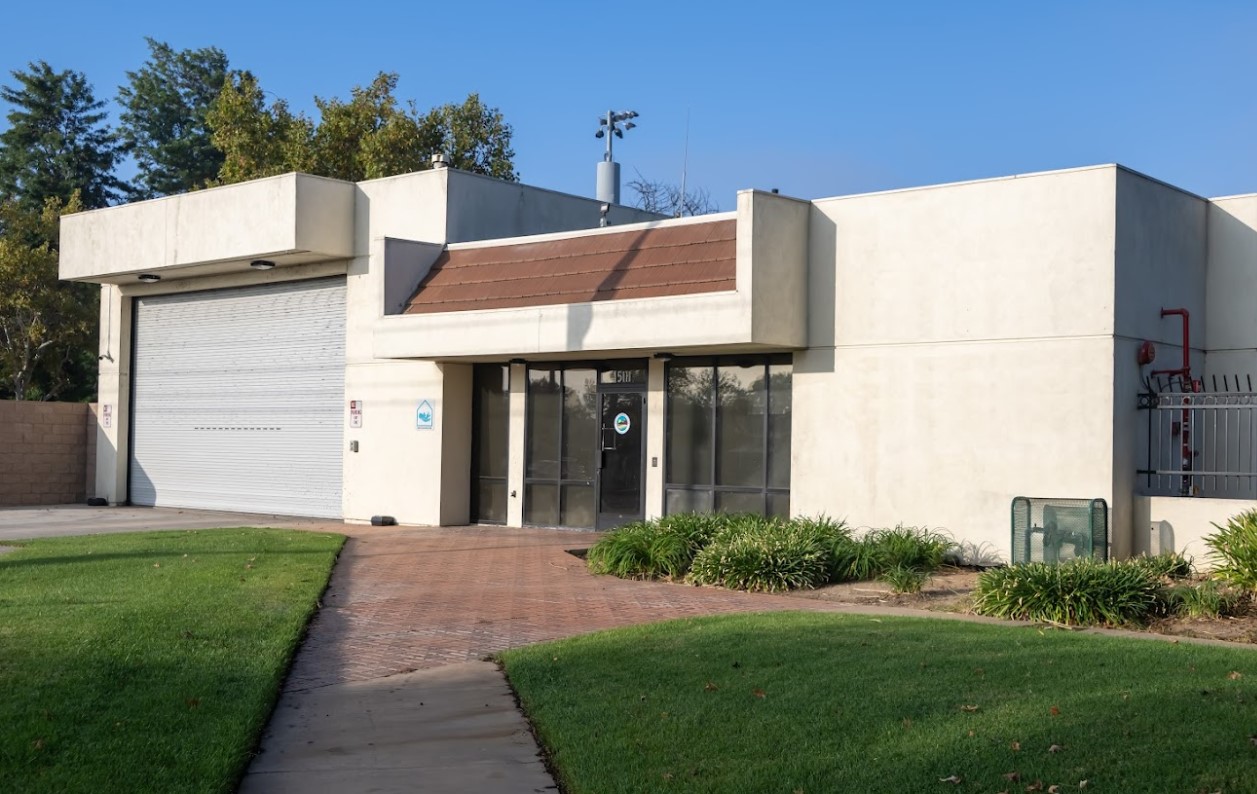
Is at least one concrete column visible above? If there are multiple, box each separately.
[96,285,131,504]
[645,358,666,519]
[507,363,527,526]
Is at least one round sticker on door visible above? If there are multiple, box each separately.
[613,412,631,435]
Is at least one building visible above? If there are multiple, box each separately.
[60,163,1257,562]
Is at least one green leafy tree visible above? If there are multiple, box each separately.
[0,61,125,212]
[423,93,517,181]
[206,71,312,183]
[117,38,230,198]
[0,194,96,401]
[208,71,516,184]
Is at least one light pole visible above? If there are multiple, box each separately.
[594,109,638,206]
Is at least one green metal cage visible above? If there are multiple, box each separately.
[1011,497,1108,565]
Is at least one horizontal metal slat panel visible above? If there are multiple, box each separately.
[130,278,346,518]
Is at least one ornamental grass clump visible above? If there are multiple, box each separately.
[1131,551,1194,581]
[585,513,725,580]
[1166,579,1241,619]
[1204,509,1257,592]
[829,525,955,583]
[972,558,1166,626]
[688,516,831,592]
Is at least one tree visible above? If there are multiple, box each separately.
[208,71,517,184]
[627,171,719,217]
[206,71,312,183]
[0,61,125,212]
[422,93,516,181]
[117,38,229,199]
[0,194,96,401]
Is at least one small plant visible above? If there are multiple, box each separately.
[688,517,830,592]
[880,564,928,594]
[972,558,1165,626]
[586,521,687,580]
[1167,579,1238,619]
[1204,509,1257,591]
[944,539,1003,568]
[867,525,953,572]
[1131,551,1194,580]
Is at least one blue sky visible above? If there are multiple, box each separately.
[3,1,1255,207]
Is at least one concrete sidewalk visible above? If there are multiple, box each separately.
[239,662,554,794]
[0,504,332,541]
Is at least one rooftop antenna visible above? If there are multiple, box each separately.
[677,108,690,218]
[595,109,638,206]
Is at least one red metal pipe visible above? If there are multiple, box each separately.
[1151,307,1192,382]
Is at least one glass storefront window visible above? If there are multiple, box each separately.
[665,355,791,519]
[666,365,714,486]
[471,364,510,524]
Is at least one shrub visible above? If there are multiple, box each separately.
[972,558,1166,626]
[867,525,954,572]
[1167,580,1238,619]
[688,517,830,592]
[829,526,955,583]
[586,520,690,580]
[880,565,928,594]
[1131,551,1194,581]
[1204,509,1257,591]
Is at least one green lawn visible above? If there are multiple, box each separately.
[501,612,1257,793]
[0,528,344,793]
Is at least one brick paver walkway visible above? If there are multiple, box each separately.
[283,524,854,691]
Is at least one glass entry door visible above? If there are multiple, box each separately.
[597,391,645,529]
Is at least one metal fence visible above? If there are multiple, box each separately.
[1138,390,1257,498]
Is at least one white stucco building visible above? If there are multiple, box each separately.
[60,163,1257,562]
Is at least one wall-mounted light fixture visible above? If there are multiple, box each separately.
[652,352,675,361]
[508,358,526,366]
[250,260,276,270]
[137,274,161,283]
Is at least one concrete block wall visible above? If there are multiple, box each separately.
[0,400,94,507]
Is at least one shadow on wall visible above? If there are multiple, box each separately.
[801,210,838,375]
[564,229,653,352]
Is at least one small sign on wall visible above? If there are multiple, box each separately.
[349,400,363,428]
[416,399,434,430]
[102,404,112,429]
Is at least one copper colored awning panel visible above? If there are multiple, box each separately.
[404,219,736,314]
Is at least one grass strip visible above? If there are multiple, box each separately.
[0,528,343,793]
[501,612,1256,793]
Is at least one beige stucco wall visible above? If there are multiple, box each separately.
[793,166,1123,560]
[1132,494,1254,567]
[1205,194,1257,380]
[1112,170,1209,556]
[61,173,355,283]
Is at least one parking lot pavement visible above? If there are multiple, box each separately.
[0,504,335,542]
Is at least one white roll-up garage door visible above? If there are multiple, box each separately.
[130,278,346,518]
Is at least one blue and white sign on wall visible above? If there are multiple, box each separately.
[416,399,435,430]
[613,412,631,435]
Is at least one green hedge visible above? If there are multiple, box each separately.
[587,513,953,593]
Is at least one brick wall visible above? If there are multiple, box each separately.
[0,400,94,507]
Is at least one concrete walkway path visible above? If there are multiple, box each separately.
[0,504,330,541]
[238,661,554,794]
[238,525,873,793]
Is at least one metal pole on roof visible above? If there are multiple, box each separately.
[595,109,638,206]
